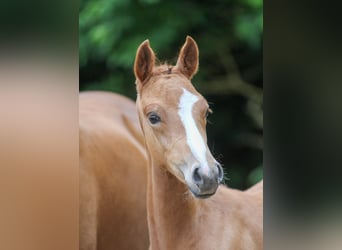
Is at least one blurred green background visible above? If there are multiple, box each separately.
[79,0,263,190]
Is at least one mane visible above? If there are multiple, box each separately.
[136,63,184,91]
[152,63,180,76]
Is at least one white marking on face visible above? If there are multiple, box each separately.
[178,88,209,175]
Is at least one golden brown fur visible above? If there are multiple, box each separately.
[134,36,263,250]
[79,91,149,250]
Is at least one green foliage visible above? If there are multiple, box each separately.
[247,165,263,186]
[235,11,263,49]
[80,0,263,189]
[80,0,262,70]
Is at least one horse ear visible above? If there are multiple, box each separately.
[175,36,199,79]
[134,40,155,87]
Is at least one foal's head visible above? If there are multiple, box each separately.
[134,36,223,198]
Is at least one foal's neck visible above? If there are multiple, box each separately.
[147,159,199,249]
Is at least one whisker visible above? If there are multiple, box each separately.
[221,169,230,186]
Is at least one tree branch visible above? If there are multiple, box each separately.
[198,50,263,129]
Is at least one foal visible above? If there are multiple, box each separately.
[134,36,263,250]
[79,91,149,250]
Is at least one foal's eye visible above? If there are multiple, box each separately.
[148,113,161,124]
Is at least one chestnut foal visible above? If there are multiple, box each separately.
[134,36,263,250]
[79,91,149,250]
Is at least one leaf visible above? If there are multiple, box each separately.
[247,165,263,186]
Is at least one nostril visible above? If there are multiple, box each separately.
[217,164,224,183]
[192,167,202,185]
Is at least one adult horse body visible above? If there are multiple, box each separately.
[134,36,263,250]
[79,91,149,250]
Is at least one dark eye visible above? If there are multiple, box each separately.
[148,113,161,124]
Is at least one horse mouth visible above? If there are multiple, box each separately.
[193,192,216,199]
[188,185,217,199]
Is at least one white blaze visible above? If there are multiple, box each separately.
[178,88,209,173]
